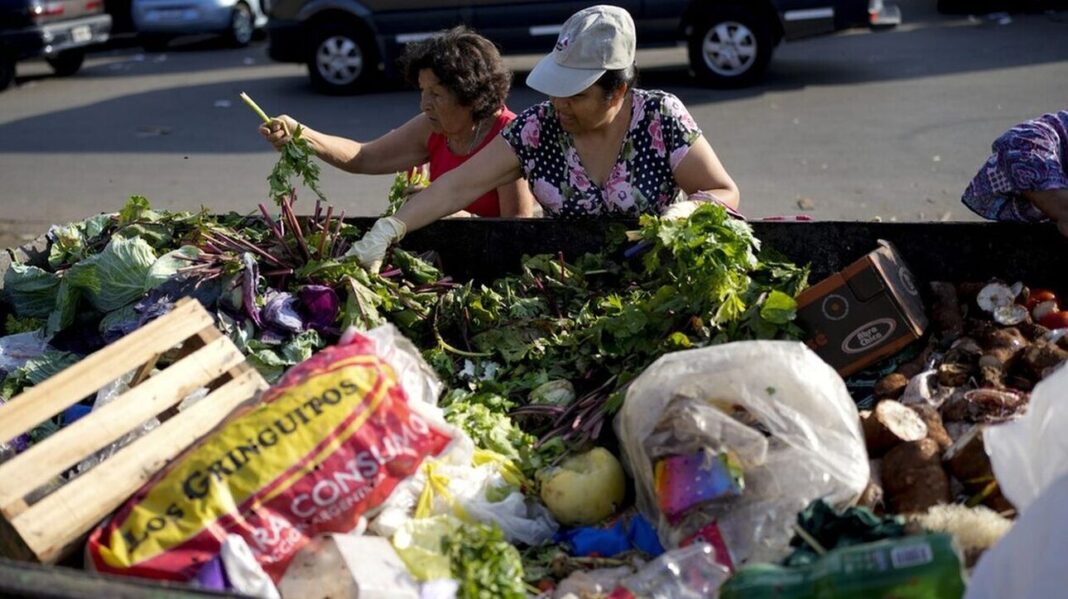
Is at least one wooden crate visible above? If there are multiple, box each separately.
[0,298,268,564]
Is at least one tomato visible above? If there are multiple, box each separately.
[536,579,556,593]
[1039,310,1068,330]
[1026,288,1059,310]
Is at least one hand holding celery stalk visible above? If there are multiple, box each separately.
[240,91,326,204]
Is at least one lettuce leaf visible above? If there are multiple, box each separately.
[66,237,158,312]
[3,264,60,318]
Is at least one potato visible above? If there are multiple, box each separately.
[882,439,951,514]
[539,447,626,526]
[910,403,953,451]
[862,400,928,456]
[874,373,909,400]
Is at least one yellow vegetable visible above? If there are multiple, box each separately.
[539,447,626,526]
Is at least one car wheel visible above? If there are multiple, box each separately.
[307,22,377,95]
[0,53,14,91]
[226,2,254,48]
[46,50,85,77]
[688,5,775,88]
[140,34,172,52]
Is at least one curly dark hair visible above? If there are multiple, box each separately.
[398,27,512,122]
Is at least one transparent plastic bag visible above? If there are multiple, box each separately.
[617,543,730,599]
[614,341,869,565]
[555,566,632,598]
[76,370,159,475]
[984,361,1068,511]
[0,330,52,374]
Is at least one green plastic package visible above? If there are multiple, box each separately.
[720,533,966,599]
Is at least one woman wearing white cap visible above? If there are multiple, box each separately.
[348,5,740,271]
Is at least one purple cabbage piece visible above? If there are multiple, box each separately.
[241,253,263,327]
[11,433,30,454]
[262,290,304,334]
[99,275,224,344]
[257,327,289,345]
[299,285,340,332]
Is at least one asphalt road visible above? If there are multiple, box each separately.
[1,0,1067,246]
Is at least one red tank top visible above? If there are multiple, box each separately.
[427,108,516,217]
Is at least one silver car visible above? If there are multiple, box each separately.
[131,0,267,49]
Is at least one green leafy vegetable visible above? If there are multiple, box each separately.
[145,246,200,289]
[433,204,810,452]
[3,264,60,318]
[267,126,324,203]
[118,196,156,225]
[442,523,527,599]
[245,330,325,382]
[46,279,79,335]
[442,391,553,479]
[65,236,159,312]
[385,167,430,216]
[239,92,325,204]
[47,224,88,269]
[4,314,44,334]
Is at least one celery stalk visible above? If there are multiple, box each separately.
[239,92,271,124]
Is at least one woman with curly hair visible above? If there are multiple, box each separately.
[259,26,534,218]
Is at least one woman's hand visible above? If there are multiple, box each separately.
[1024,189,1068,237]
[344,217,407,272]
[258,115,300,151]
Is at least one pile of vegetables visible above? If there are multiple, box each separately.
[860,279,1068,521]
[0,120,819,594]
[0,190,811,592]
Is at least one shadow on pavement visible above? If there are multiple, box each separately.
[0,71,419,154]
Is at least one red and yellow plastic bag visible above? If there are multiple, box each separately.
[88,331,453,581]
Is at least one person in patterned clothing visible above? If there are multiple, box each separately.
[347,5,740,271]
[961,110,1068,236]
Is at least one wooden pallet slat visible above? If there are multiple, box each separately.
[15,369,268,563]
[0,298,268,565]
[0,335,245,514]
[0,300,214,442]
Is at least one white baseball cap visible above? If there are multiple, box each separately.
[526,5,637,97]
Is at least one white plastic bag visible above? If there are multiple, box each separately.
[614,341,869,565]
[220,534,281,599]
[348,324,443,408]
[964,472,1068,599]
[964,362,1068,599]
[371,434,557,546]
[983,361,1068,511]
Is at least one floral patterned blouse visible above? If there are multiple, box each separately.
[961,110,1068,222]
[501,89,702,217]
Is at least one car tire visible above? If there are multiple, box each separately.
[306,21,377,95]
[688,5,775,88]
[226,2,254,48]
[140,34,172,52]
[46,50,85,77]
[0,53,14,91]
